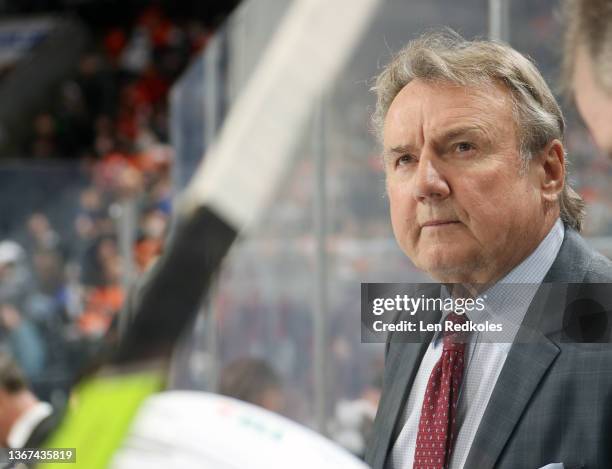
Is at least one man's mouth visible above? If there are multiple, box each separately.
[421,220,461,228]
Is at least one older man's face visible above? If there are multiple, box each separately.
[383,79,553,283]
[573,46,612,159]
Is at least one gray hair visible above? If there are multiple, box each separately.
[563,0,612,94]
[372,31,585,232]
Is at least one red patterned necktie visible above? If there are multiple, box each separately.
[413,312,468,469]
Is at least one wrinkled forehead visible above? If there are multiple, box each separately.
[389,77,512,114]
[383,78,515,145]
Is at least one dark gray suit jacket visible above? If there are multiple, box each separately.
[365,228,612,469]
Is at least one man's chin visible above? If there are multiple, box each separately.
[416,255,482,283]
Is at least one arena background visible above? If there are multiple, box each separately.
[0,0,610,459]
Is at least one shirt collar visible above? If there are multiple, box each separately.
[7,401,53,448]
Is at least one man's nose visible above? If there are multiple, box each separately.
[412,155,450,202]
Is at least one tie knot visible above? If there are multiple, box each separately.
[443,312,468,351]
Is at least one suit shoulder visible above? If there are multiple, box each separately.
[554,228,612,282]
[583,250,612,282]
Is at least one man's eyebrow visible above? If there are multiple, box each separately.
[437,126,488,141]
[382,144,415,160]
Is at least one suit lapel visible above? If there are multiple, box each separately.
[368,339,430,469]
[464,227,590,468]
[462,337,559,469]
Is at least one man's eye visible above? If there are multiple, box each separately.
[455,142,474,153]
[397,154,415,166]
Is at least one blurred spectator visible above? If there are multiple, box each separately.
[120,25,152,75]
[103,27,127,66]
[219,358,285,414]
[30,249,65,316]
[78,236,124,338]
[0,353,56,449]
[30,112,59,159]
[328,383,380,459]
[25,213,60,255]
[0,304,45,380]
[134,208,166,273]
[0,238,73,389]
[0,242,31,308]
[76,53,117,119]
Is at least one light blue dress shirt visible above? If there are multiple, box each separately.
[388,219,565,469]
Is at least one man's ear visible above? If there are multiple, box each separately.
[536,139,565,203]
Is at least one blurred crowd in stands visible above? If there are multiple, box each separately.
[0,7,387,446]
[25,5,209,161]
[0,5,205,401]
